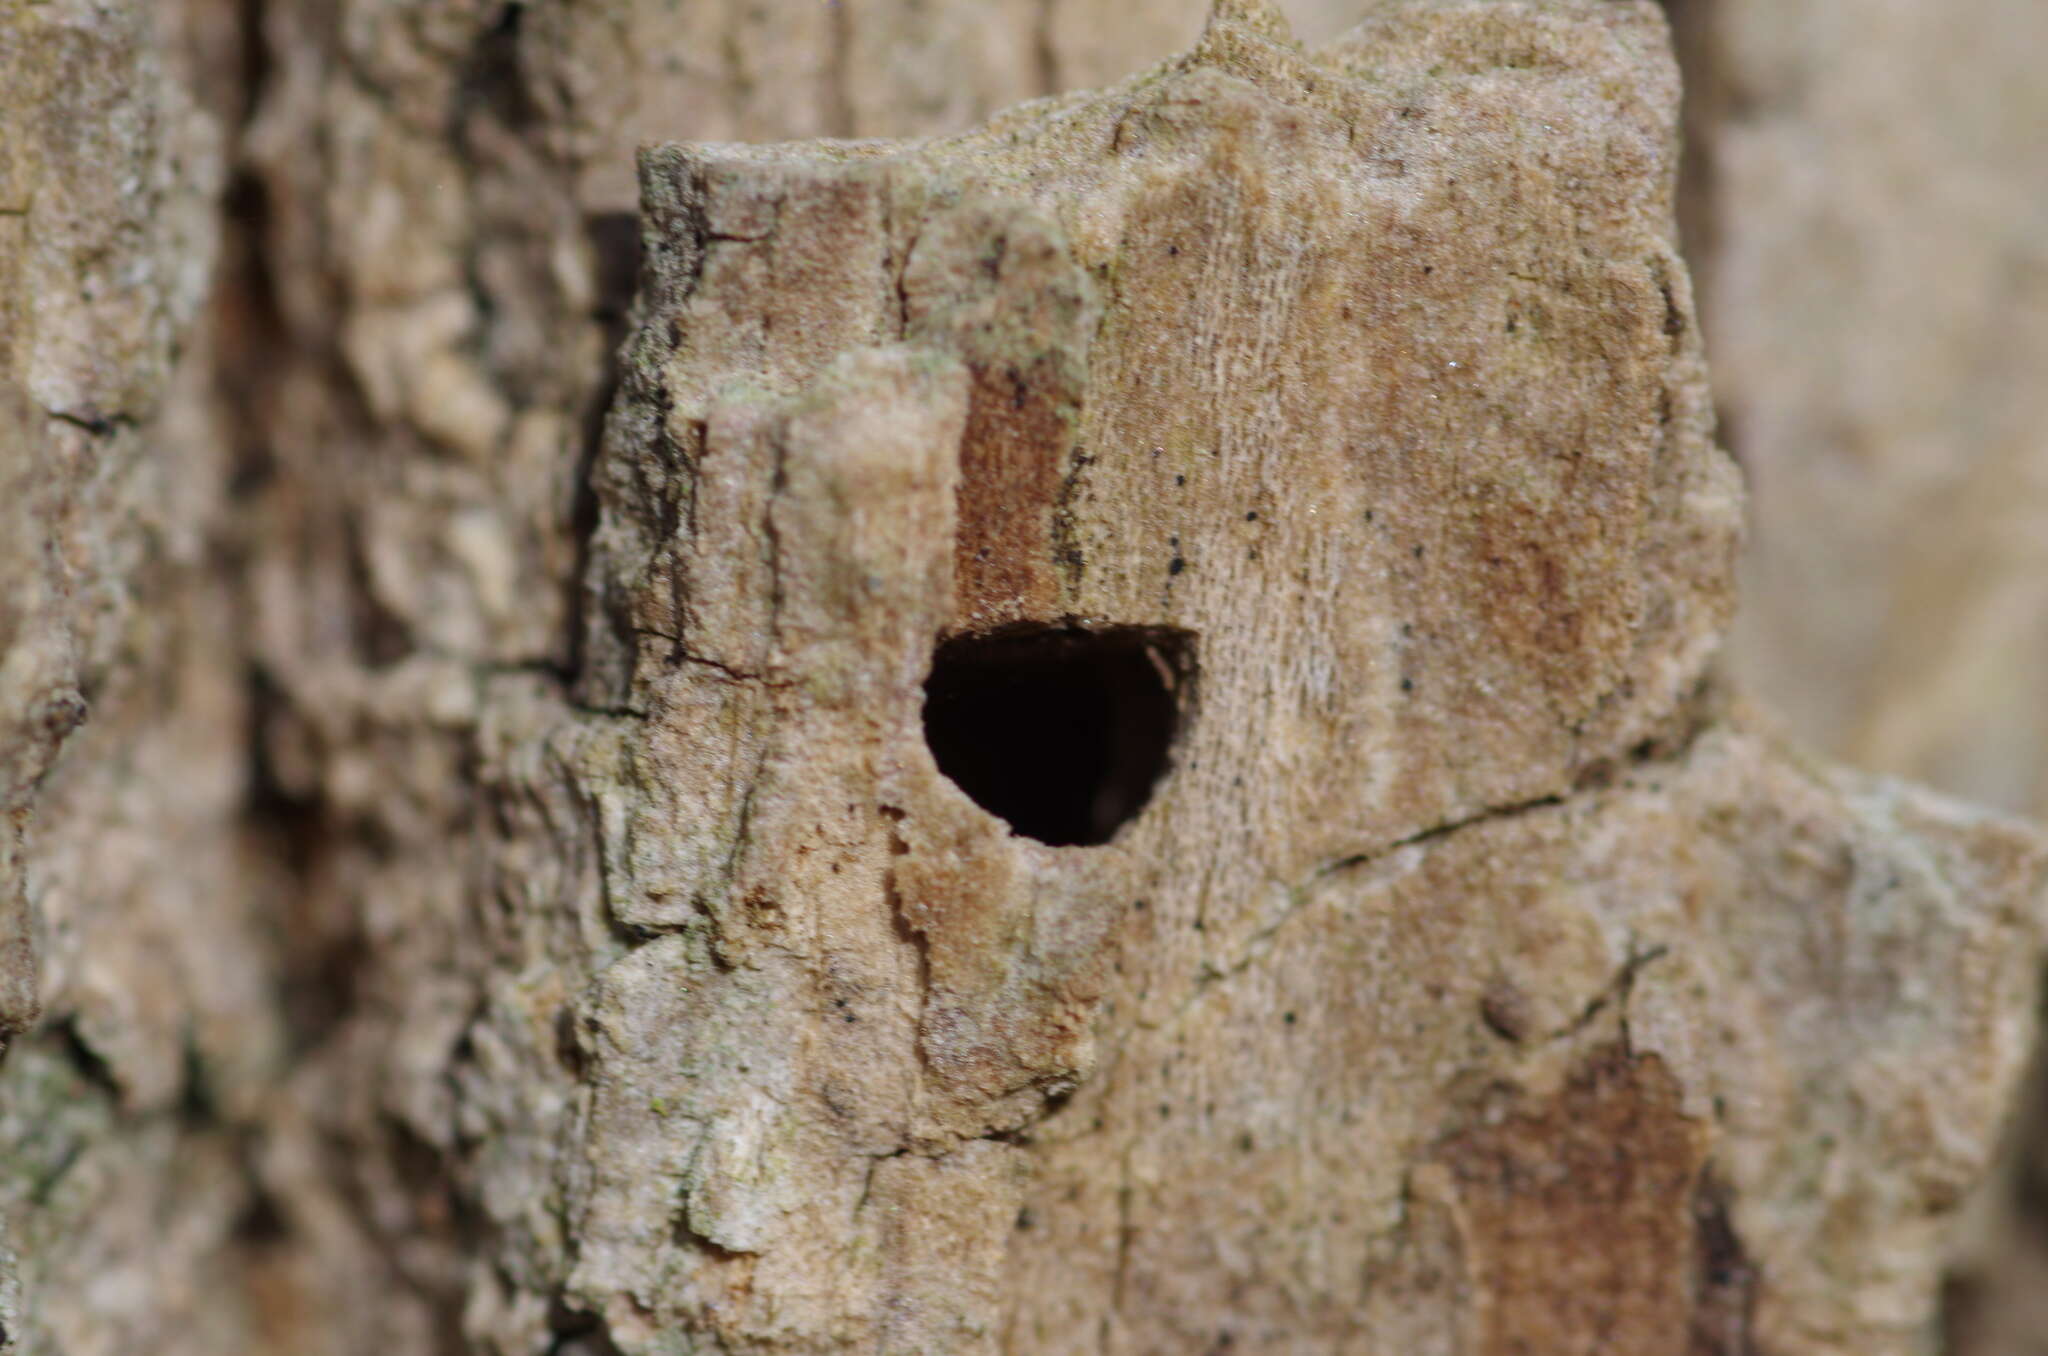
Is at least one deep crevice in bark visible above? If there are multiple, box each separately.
[1689,1167,1759,1354]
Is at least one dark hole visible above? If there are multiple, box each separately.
[921,624,1192,846]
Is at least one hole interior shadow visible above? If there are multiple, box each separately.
[921,624,1194,847]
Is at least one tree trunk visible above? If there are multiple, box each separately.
[1687,0,2048,823]
[2,2,2044,1354]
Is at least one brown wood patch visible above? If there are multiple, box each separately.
[1434,1046,1719,1355]
[952,353,1068,627]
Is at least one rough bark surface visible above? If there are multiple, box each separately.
[545,5,2043,1350]
[0,1,1358,1351]
[0,3,276,1351]
[2,1,2045,1355]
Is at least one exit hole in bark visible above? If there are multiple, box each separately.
[921,625,1193,846]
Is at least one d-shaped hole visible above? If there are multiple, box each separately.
[921,625,1193,847]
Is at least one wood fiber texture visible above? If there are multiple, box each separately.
[550,3,2045,1352]
[1,1,2043,1354]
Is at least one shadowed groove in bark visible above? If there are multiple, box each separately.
[1690,1167,1759,1354]
[1944,959,2048,1353]
[1656,0,1746,466]
[1657,0,1720,297]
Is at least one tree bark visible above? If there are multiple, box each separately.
[1,2,2044,1354]
[1687,0,2048,822]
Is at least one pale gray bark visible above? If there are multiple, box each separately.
[1691,0,2048,822]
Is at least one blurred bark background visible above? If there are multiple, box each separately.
[2,0,2044,1351]
[1663,4,2048,1347]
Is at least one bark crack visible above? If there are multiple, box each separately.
[621,640,797,690]
[878,804,930,1126]
[1142,716,1720,1056]
[45,408,135,437]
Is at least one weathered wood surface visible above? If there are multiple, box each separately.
[2,1,2045,1353]
[2,2,1325,1350]
[553,3,2044,1351]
